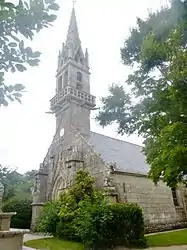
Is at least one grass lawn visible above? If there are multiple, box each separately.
[24,238,84,250]
[146,229,187,247]
[25,229,187,249]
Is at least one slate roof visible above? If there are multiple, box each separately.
[88,131,150,175]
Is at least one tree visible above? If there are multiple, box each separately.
[16,170,37,200]
[0,0,59,107]
[0,165,22,201]
[96,0,187,187]
[0,165,36,201]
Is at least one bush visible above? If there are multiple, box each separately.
[56,171,95,242]
[76,197,146,249]
[2,199,32,229]
[55,192,80,241]
[36,200,60,235]
[75,191,109,249]
[106,203,146,248]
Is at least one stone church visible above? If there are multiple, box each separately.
[31,6,187,232]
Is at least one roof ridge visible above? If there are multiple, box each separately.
[90,131,143,148]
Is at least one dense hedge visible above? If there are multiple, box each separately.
[3,199,32,229]
[37,170,147,249]
[106,203,146,248]
[76,197,146,249]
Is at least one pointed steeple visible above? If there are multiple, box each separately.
[56,3,87,70]
[66,6,81,52]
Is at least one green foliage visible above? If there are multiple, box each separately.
[2,199,32,229]
[76,199,146,249]
[106,203,146,248]
[0,0,59,107]
[121,0,187,66]
[16,170,37,200]
[56,192,79,242]
[0,165,36,201]
[56,170,95,242]
[37,170,146,249]
[96,0,187,187]
[0,165,22,201]
[37,201,60,235]
[74,192,110,249]
[96,84,133,135]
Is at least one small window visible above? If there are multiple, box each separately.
[58,76,62,91]
[77,72,82,82]
[63,71,68,88]
[171,187,179,206]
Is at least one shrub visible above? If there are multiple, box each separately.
[75,191,109,249]
[36,200,60,235]
[106,203,146,248]
[2,199,32,229]
[56,170,95,241]
[76,199,147,249]
[56,192,80,241]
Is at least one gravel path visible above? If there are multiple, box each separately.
[116,246,187,250]
[23,233,52,250]
[22,247,36,250]
[23,233,52,243]
[148,247,187,250]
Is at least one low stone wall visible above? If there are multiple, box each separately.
[0,231,25,250]
[145,221,187,234]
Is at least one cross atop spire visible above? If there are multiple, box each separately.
[72,0,76,8]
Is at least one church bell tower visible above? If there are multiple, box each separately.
[50,5,96,139]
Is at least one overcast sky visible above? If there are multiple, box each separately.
[0,0,168,173]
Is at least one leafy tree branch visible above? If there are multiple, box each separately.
[0,0,59,106]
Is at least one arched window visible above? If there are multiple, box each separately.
[77,72,82,82]
[52,177,65,199]
[63,71,68,88]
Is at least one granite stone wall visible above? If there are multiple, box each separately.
[112,172,187,233]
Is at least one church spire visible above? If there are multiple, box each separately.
[66,4,81,52]
[57,3,86,69]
